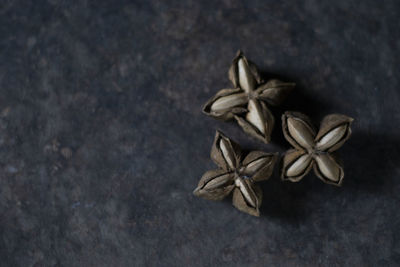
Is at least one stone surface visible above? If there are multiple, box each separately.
[0,0,399,266]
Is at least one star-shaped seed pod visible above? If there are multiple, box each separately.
[281,112,354,186]
[203,50,295,143]
[193,131,278,216]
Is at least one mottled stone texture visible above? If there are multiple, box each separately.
[0,0,399,266]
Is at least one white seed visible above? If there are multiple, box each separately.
[316,124,347,151]
[235,178,256,208]
[287,117,315,149]
[204,173,232,190]
[315,154,340,182]
[219,138,236,169]
[286,154,312,177]
[210,93,247,112]
[238,58,255,92]
[244,157,268,174]
[246,100,265,133]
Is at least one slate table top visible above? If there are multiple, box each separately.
[1,1,399,266]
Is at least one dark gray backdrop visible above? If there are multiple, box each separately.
[0,0,399,266]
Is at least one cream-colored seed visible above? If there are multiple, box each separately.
[287,118,315,149]
[235,178,256,208]
[286,154,312,177]
[244,157,268,174]
[238,58,255,92]
[204,173,232,190]
[316,124,347,151]
[246,100,265,133]
[315,154,340,182]
[210,93,247,112]
[219,139,235,169]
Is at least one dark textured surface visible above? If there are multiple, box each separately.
[0,0,399,266]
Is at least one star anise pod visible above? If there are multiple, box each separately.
[193,131,278,216]
[281,112,353,186]
[203,50,295,143]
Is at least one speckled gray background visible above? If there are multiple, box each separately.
[0,0,399,266]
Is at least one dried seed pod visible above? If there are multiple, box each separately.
[232,181,262,217]
[314,153,343,183]
[235,101,274,143]
[241,151,278,182]
[256,79,296,106]
[194,131,278,216]
[203,50,295,143]
[281,150,313,182]
[315,114,353,152]
[282,111,316,150]
[228,50,263,88]
[193,169,235,201]
[210,131,242,171]
[210,92,248,113]
[316,124,347,151]
[203,88,248,120]
[281,112,353,186]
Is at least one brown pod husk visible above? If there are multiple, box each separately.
[234,101,274,144]
[315,114,354,152]
[228,50,263,88]
[281,149,314,182]
[193,169,235,200]
[282,111,316,151]
[203,51,295,144]
[281,112,353,186]
[210,130,242,171]
[313,153,344,186]
[232,182,262,217]
[241,151,278,182]
[194,131,277,216]
[202,88,248,121]
[256,79,296,106]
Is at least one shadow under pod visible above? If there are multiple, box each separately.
[258,130,399,222]
[340,131,400,193]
